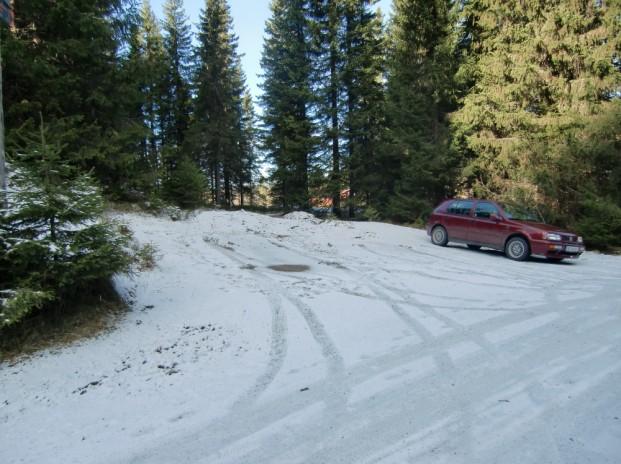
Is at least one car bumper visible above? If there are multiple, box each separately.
[531,240,585,259]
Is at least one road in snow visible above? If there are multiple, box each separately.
[1,210,620,464]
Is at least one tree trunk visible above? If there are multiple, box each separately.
[329,0,340,218]
[224,168,231,209]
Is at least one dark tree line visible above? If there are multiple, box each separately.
[1,0,620,246]
[261,0,387,215]
[260,0,621,247]
[2,0,258,209]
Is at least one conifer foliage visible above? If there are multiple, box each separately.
[260,0,316,210]
[1,0,620,256]
[261,0,385,212]
[0,123,132,328]
[3,0,139,188]
[161,0,193,150]
[341,0,386,216]
[452,0,621,246]
[185,0,252,208]
[384,0,458,222]
[134,0,168,192]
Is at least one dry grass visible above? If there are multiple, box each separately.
[0,281,128,363]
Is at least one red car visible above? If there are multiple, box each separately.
[426,199,585,261]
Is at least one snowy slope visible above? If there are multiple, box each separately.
[1,210,620,464]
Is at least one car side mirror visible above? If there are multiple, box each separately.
[490,213,501,222]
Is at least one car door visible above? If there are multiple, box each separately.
[469,201,504,248]
[444,200,475,241]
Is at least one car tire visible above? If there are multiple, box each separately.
[467,245,481,250]
[505,236,530,261]
[431,225,448,247]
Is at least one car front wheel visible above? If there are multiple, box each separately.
[431,225,448,247]
[505,237,530,261]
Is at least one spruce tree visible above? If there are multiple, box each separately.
[341,0,386,217]
[239,92,259,207]
[135,0,167,192]
[260,0,316,210]
[310,0,344,216]
[453,0,621,241]
[161,0,192,150]
[3,0,142,194]
[163,156,206,209]
[0,122,131,328]
[385,0,458,222]
[189,0,246,207]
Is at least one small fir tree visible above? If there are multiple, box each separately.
[163,156,206,209]
[0,122,132,328]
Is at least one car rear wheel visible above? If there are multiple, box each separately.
[467,245,481,250]
[431,226,448,246]
[505,237,530,261]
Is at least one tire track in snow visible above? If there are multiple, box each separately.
[179,226,291,411]
[366,281,456,373]
[376,280,510,364]
[202,238,348,407]
[225,229,618,463]
[231,287,288,411]
[204,305,620,464]
[124,230,351,463]
[126,215,621,464]
[262,233,543,366]
[127,282,617,464]
[293,317,621,464]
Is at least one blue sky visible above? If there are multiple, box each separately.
[150,0,393,100]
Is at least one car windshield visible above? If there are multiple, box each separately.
[501,204,543,222]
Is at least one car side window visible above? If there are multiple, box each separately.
[447,200,474,216]
[475,202,499,219]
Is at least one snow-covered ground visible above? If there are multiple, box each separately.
[2,210,620,464]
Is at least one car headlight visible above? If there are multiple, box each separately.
[546,233,562,241]
[577,236,583,243]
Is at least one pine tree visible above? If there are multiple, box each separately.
[163,156,206,209]
[0,121,131,328]
[309,0,344,216]
[135,0,167,192]
[260,0,316,210]
[385,0,458,222]
[452,0,621,240]
[189,0,246,207]
[239,91,259,207]
[161,0,192,150]
[3,0,142,194]
[341,0,386,217]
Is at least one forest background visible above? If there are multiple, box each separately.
[0,0,620,330]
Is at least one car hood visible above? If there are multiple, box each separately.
[509,220,576,235]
